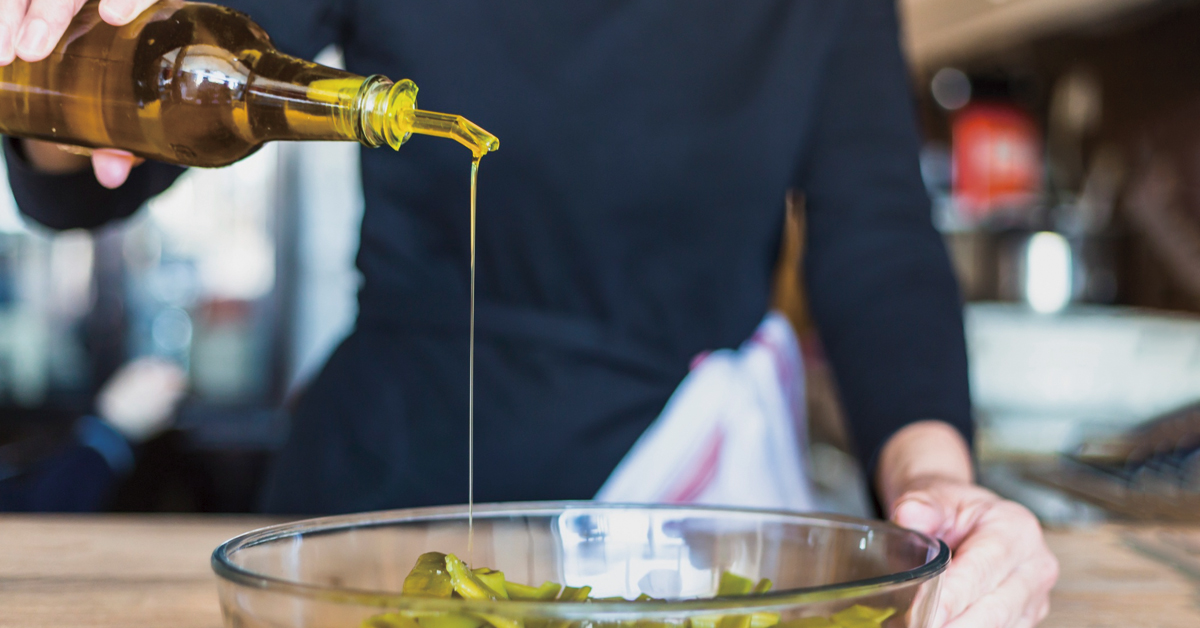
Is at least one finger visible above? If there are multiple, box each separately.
[892,495,949,537]
[0,0,30,65]
[941,558,1053,628]
[16,0,85,62]
[1015,552,1057,628]
[91,148,137,188]
[889,484,996,544]
[937,545,1057,628]
[97,0,155,25]
[933,503,1045,625]
[1012,598,1051,628]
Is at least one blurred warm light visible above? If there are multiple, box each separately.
[1025,231,1073,314]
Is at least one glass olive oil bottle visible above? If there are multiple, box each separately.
[0,0,498,166]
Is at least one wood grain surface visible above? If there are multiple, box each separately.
[0,515,276,628]
[1046,525,1200,628]
[0,516,1196,628]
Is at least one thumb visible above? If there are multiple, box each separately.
[891,495,947,537]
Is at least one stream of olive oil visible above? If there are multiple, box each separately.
[467,157,479,564]
[387,108,494,565]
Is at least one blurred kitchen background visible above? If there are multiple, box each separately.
[1,1,1198,521]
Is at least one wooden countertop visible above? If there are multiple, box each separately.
[0,516,1196,628]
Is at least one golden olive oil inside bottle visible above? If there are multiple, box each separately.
[0,0,498,166]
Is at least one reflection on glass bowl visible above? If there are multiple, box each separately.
[212,502,948,628]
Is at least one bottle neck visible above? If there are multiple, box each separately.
[349,75,419,149]
[280,72,415,147]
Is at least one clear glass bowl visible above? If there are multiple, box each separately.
[212,502,948,628]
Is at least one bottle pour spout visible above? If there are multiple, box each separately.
[354,76,498,157]
[405,109,499,159]
[350,75,496,157]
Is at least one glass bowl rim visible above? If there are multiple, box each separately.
[211,501,950,616]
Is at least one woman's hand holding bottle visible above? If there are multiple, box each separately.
[0,0,157,187]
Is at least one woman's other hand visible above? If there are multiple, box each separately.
[879,421,1059,628]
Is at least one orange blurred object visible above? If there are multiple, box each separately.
[952,103,1042,220]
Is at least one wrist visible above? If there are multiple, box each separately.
[876,420,974,509]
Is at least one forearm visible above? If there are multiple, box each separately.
[798,0,972,485]
[875,419,973,510]
[806,229,974,485]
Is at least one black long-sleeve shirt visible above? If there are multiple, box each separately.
[8,0,972,514]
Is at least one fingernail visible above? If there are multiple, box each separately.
[893,499,943,536]
[101,0,135,23]
[16,18,48,58]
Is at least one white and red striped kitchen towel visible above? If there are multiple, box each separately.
[595,311,815,512]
